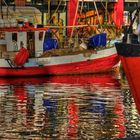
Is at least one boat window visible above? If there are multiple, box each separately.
[39,32,44,41]
[0,32,5,40]
[12,33,17,41]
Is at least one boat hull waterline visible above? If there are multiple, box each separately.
[0,47,119,76]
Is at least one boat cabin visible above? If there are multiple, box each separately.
[0,22,49,58]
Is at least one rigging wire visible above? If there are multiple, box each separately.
[92,0,103,32]
[47,0,63,25]
[79,0,84,14]
[62,1,67,12]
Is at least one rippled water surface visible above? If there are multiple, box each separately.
[0,74,140,140]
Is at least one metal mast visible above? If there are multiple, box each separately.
[0,0,3,18]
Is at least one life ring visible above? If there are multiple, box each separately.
[14,47,29,66]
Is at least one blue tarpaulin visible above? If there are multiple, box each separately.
[43,38,58,51]
[43,29,58,51]
[88,33,107,48]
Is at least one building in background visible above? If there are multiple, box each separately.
[1,0,139,25]
[1,0,139,37]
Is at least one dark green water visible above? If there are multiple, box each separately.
[0,74,140,140]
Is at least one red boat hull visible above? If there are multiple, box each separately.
[115,43,140,114]
[0,54,119,77]
[120,56,140,113]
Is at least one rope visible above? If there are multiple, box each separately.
[44,24,99,29]
[62,1,67,12]
[80,0,84,14]
[93,0,103,32]
[47,0,63,24]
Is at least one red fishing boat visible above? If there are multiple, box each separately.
[115,7,140,114]
[115,42,140,114]
[0,0,122,77]
[0,22,119,77]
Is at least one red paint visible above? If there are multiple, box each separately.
[24,22,30,28]
[113,0,124,28]
[14,86,27,103]
[67,99,79,139]
[120,56,140,114]
[0,54,119,76]
[0,27,48,32]
[14,47,29,66]
[0,73,120,88]
[68,0,78,34]
[114,96,126,138]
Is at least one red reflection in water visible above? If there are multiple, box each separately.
[0,73,123,139]
[67,98,79,139]
[0,74,120,87]
[13,86,28,123]
[14,86,27,103]
[114,96,126,138]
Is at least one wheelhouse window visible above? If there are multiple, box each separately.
[39,31,44,41]
[0,32,5,40]
[12,33,17,41]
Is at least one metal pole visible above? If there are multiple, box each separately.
[105,0,108,23]
[66,0,68,36]
[42,12,44,25]
[48,0,51,22]
[93,0,103,32]
[0,0,3,19]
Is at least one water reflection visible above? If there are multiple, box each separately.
[0,74,139,139]
[121,86,140,138]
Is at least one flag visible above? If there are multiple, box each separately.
[68,0,79,34]
[113,0,124,28]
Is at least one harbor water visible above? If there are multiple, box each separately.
[0,74,140,140]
